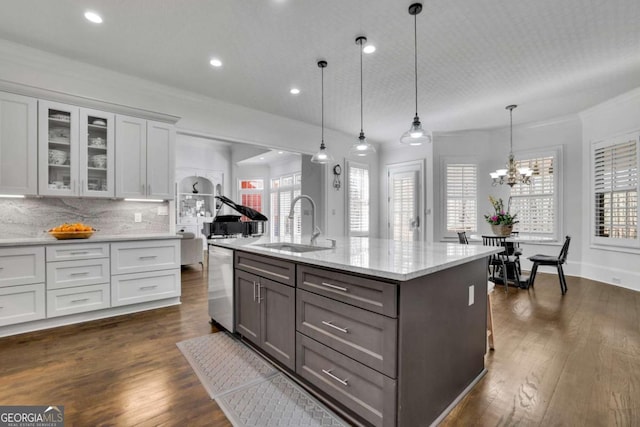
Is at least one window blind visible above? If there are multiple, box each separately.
[392,175,415,241]
[269,173,301,239]
[446,164,477,232]
[348,164,370,236]
[510,156,555,234]
[593,137,638,240]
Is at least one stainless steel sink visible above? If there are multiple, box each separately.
[254,242,332,253]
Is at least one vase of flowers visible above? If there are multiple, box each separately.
[484,196,518,236]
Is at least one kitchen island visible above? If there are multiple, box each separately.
[209,236,501,427]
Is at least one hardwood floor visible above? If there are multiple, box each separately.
[1,266,638,426]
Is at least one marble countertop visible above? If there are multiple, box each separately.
[0,233,181,247]
[208,236,502,281]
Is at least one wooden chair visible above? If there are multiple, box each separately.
[528,236,571,295]
[458,233,494,350]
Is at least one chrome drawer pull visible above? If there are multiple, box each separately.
[321,369,349,386]
[69,251,89,255]
[321,321,349,334]
[138,255,158,260]
[139,285,158,291]
[70,271,90,276]
[320,282,348,292]
[257,283,263,303]
[71,298,90,303]
[253,281,257,301]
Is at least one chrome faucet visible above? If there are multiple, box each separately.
[289,194,322,245]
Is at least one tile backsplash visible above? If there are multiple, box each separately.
[0,197,170,238]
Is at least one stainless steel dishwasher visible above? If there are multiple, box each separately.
[207,243,234,332]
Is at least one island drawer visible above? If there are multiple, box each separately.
[297,333,396,427]
[46,258,110,290]
[46,243,109,261]
[297,265,397,317]
[296,289,397,377]
[0,246,45,288]
[0,283,45,327]
[47,283,110,318]
[235,251,295,287]
[110,240,180,275]
[111,269,180,307]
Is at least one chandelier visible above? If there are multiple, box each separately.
[490,105,532,187]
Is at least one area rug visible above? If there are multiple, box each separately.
[177,332,349,427]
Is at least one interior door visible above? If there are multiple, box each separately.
[388,162,422,241]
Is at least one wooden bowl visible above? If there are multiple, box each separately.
[49,230,94,240]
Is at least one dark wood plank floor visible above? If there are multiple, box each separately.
[1,265,638,426]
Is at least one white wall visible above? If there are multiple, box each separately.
[175,132,231,197]
[580,87,640,291]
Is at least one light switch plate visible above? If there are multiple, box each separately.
[468,285,475,306]
[134,213,142,223]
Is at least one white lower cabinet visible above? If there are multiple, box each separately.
[47,283,110,318]
[0,283,46,326]
[111,269,180,306]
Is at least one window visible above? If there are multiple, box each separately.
[347,162,370,236]
[510,152,558,237]
[445,163,477,233]
[238,179,263,221]
[592,133,639,248]
[270,173,301,239]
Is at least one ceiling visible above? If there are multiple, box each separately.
[1,0,639,144]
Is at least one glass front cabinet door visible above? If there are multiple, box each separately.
[38,101,114,198]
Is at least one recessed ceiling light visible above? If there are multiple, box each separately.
[363,44,376,54]
[259,157,265,160]
[277,151,284,154]
[209,58,223,68]
[84,11,103,24]
[290,88,300,95]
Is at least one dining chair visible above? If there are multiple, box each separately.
[527,236,571,295]
[457,231,469,244]
[482,235,523,292]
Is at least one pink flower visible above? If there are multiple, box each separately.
[491,215,498,222]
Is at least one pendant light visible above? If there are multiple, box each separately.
[400,3,432,146]
[490,105,532,187]
[349,36,376,157]
[311,60,334,164]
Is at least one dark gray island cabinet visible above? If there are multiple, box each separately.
[231,248,490,427]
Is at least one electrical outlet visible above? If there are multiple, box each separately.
[134,213,142,223]
[468,285,475,306]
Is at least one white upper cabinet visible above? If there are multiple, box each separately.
[115,115,174,200]
[38,101,115,198]
[0,92,38,195]
[80,108,115,198]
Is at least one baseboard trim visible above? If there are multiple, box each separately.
[429,368,488,427]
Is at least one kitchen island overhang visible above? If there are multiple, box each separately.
[209,236,502,427]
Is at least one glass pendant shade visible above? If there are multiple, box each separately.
[311,141,334,164]
[311,60,333,164]
[400,115,433,145]
[349,132,376,157]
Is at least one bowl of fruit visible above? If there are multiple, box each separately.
[48,223,95,239]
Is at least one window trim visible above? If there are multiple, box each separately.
[590,131,639,251]
[440,158,478,239]
[346,160,370,237]
[237,178,264,217]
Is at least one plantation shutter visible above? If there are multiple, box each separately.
[510,156,555,234]
[348,164,370,236]
[446,164,477,232]
[593,137,638,241]
[392,173,416,241]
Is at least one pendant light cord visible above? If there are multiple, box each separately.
[413,12,418,116]
[360,41,364,134]
[509,107,513,154]
[321,65,324,143]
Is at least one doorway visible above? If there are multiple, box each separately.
[387,160,424,241]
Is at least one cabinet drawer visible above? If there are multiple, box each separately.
[297,265,398,317]
[235,251,295,287]
[111,269,180,306]
[297,289,397,377]
[46,243,109,261]
[47,283,110,318]
[46,258,110,290]
[111,240,179,275]
[0,283,45,326]
[297,333,396,427]
[0,246,45,288]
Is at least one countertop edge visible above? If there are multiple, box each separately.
[0,234,182,247]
